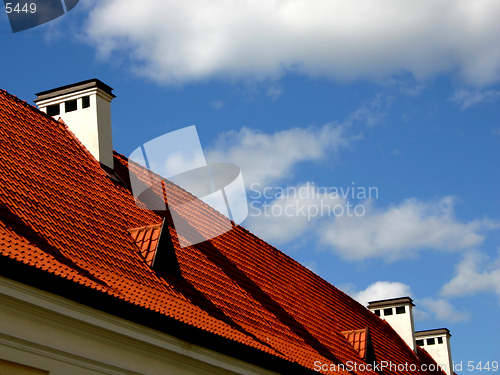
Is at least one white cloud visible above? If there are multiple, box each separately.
[206,124,349,187]
[84,0,500,85]
[347,281,412,306]
[304,261,318,274]
[441,251,500,301]
[347,95,393,127]
[418,298,471,322]
[381,78,426,96]
[205,98,388,235]
[204,97,386,192]
[161,151,207,177]
[211,101,224,109]
[319,197,497,261]
[243,184,497,259]
[451,89,500,110]
[266,85,283,100]
[245,182,345,244]
[345,282,470,322]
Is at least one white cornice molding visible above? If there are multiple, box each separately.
[0,276,279,375]
[0,333,142,375]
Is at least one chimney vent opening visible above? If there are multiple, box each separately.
[396,306,406,314]
[82,96,90,108]
[416,329,453,375]
[47,104,60,116]
[65,99,77,113]
[34,79,115,169]
[368,297,416,352]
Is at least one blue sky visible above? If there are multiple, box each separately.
[2,0,500,371]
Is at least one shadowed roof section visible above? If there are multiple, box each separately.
[342,329,368,360]
[0,87,446,374]
[128,223,162,267]
[417,346,448,375]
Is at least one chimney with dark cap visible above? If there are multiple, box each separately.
[368,297,417,352]
[415,328,453,375]
[35,79,115,169]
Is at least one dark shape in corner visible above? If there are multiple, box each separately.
[4,0,79,33]
[151,219,183,279]
[63,0,78,11]
[128,219,182,279]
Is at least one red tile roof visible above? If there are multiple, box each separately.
[0,88,445,374]
[417,346,449,375]
[342,329,368,360]
[128,223,162,267]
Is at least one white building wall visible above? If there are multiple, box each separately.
[95,92,114,169]
[378,305,416,351]
[368,299,416,352]
[416,332,453,375]
[36,87,114,169]
[0,276,278,375]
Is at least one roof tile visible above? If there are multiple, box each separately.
[342,328,368,360]
[128,223,162,267]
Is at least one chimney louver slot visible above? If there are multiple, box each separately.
[34,79,115,169]
[65,99,77,112]
[415,329,453,375]
[82,96,90,108]
[46,104,60,116]
[368,297,416,352]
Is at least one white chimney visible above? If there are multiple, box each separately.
[368,297,416,352]
[34,79,115,169]
[416,329,453,375]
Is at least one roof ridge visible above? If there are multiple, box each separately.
[128,222,162,232]
[1,89,64,127]
[0,89,102,170]
[113,150,360,307]
[116,151,235,224]
[61,118,101,167]
[113,154,309,270]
